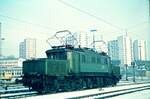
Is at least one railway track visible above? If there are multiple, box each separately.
[68,83,150,99]
[0,91,38,99]
[1,81,150,99]
[117,81,150,86]
[93,86,150,99]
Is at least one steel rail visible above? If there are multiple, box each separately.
[68,84,150,99]
[0,91,38,99]
[95,87,150,99]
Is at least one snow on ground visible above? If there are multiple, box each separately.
[0,77,148,99]
[109,90,150,99]
[25,83,150,99]
[118,77,150,85]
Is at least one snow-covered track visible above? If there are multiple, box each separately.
[0,91,38,99]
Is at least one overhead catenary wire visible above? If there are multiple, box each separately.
[0,1,148,34]
[0,13,119,37]
[0,13,57,31]
[57,0,124,31]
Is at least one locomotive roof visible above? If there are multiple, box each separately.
[46,46,108,56]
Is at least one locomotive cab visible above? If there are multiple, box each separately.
[46,45,74,60]
[46,49,67,60]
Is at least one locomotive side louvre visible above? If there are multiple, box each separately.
[23,59,69,76]
[67,50,110,74]
[79,51,110,73]
[46,59,68,76]
[23,59,45,75]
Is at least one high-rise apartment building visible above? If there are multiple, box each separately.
[108,40,119,61]
[133,40,146,61]
[117,35,132,66]
[19,38,36,59]
[19,42,25,58]
[78,32,90,48]
[145,41,150,60]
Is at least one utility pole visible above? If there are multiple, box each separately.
[0,23,4,58]
[0,23,2,57]
[125,64,128,81]
[131,62,136,82]
[90,29,97,50]
[124,33,128,81]
[138,44,143,81]
[0,22,2,57]
[85,32,88,47]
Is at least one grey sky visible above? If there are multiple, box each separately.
[0,0,149,57]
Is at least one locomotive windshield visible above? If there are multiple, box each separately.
[46,49,67,60]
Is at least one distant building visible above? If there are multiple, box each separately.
[76,32,107,53]
[133,40,146,61]
[0,58,24,67]
[108,40,119,61]
[19,42,25,59]
[117,35,132,66]
[19,38,36,59]
[146,41,150,61]
[0,66,22,82]
[0,58,24,82]
[77,32,90,48]
[108,40,120,66]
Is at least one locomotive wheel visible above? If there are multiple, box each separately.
[82,79,87,89]
[87,78,93,88]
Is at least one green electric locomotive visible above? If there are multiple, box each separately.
[23,45,121,93]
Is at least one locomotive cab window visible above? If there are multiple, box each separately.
[82,55,86,63]
[101,57,108,64]
[47,52,67,60]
